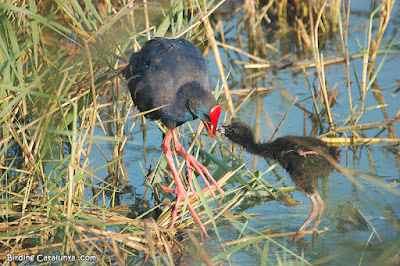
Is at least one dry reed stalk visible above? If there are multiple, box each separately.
[302,66,323,131]
[340,0,355,124]
[215,41,270,64]
[176,0,226,39]
[321,137,400,146]
[0,205,187,261]
[296,18,312,49]
[218,228,329,248]
[369,1,396,138]
[309,0,335,131]
[204,190,244,225]
[143,0,151,40]
[3,120,36,168]
[186,230,213,265]
[144,223,157,264]
[159,234,175,265]
[244,50,396,70]
[229,87,272,95]
[270,96,298,140]
[65,102,77,253]
[367,0,393,77]
[243,63,271,69]
[233,89,256,117]
[255,0,274,27]
[202,15,235,116]
[357,1,394,124]
[84,41,98,162]
[320,111,400,136]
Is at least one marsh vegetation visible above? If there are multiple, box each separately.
[0,0,399,264]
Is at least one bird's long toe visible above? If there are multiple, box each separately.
[157,183,175,194]
[185,154,225,199]
[310,226,329,234]
[158,181,210,237]
[174,194,209,237]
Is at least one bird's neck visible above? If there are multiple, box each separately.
[233,134,275,160]
[179,82,217,119]
[245,140,275,160]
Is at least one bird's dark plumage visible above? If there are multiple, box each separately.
[219,122,340,194]
[123,37,223,237]
[219,122,341,240]
[124,37,218,129]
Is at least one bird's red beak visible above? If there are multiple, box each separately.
[204,105,221,139]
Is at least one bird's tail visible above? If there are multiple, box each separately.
[329,146,341,163]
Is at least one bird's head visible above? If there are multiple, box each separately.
[202,105,221,139]
[217,122,255,145]
[182,82,221,139]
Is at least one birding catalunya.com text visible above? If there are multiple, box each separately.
[6,254,97,263]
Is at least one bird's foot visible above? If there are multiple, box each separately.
[297,149,318,158]
[157,183,209,237]
[289,227,329,242]
[184,154,225,200]
[289,230,305,242]
[310,226,329,234]
[157,183,200,198]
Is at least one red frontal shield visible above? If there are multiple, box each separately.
[204,105,221,139]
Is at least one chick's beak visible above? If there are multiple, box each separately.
[217,126,225,134]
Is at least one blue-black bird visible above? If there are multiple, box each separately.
[124,38,223,236]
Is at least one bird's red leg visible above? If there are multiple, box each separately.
[290,193,320,242]
[171,130,224,199]
[159,129,209,237]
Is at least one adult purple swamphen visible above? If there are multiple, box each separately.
[218,122,341,241]
[123,37,223,237]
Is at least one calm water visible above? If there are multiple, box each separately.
[90,1,400,264]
